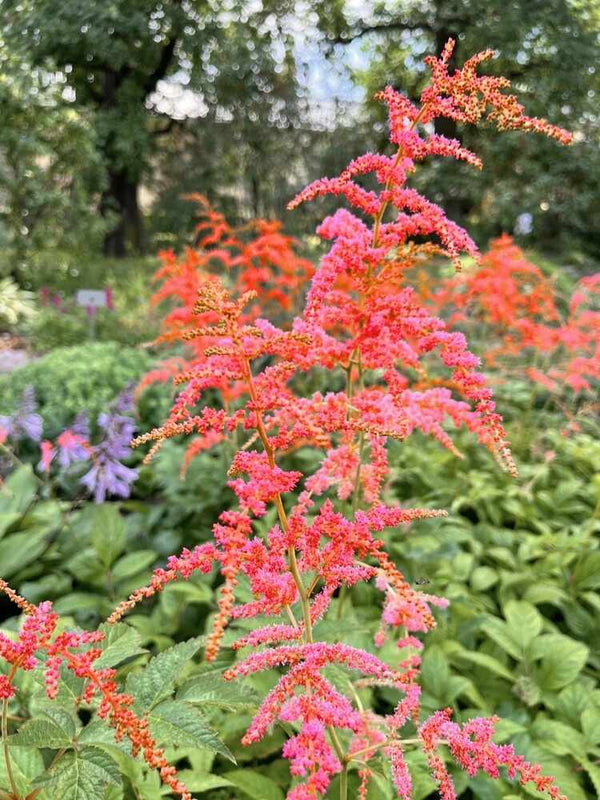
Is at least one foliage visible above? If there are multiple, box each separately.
[0,278,36,329]
[0,50,104,263]
[0,0,300,255]
[0,343,155,437]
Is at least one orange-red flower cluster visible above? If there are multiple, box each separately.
[117,39,573,800]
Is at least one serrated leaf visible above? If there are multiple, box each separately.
[94,623,146,669]
[9,715,73,748]
[177,674,258,710]
[224,769,284,800]
[38,747,121,800]
[126,637,203,711]
[148,700,234,761]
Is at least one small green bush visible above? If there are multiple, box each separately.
[0,342,155,436]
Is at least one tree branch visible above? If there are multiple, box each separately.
[143,36,179,97]
[333,19,434,44]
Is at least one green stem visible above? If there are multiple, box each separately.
[339,762,348,800]
[2,666,19,800]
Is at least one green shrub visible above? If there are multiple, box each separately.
[0,342,155,436]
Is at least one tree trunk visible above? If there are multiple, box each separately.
[101,168,144,257]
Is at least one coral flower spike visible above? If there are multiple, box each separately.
[106,39,571,800]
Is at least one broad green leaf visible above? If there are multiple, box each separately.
[0,529,49,579]
[177,674,259,710]
[126,637,203,711]
[534,720,586,756]
[470,566,498,592]
[481,619,522,661]
[165,772,234,792]
[555,683,591,727]
[111,550,156,582]
[504,601,543,650]
[37,746,121,800]
[572,553,600,590]
[449,645,514,682]
[534,635,588,690]
[94,623,146,669]
[421,647,450,696]
[581,708,600,746]
[91,505,126,568]
[0,512,21,539]
[0,743,44,796]
[574,757,600,796]
[224,769,284,800]
[0,465,38,515]
[148,700,234,760]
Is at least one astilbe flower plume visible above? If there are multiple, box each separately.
[0,580,193,800]
[109,39,570,800]
[426,234,600,400]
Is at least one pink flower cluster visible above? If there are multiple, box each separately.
[109,38,572,800]
[0,39,572,800]
[0,580,193,800]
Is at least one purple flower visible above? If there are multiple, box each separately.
[78,397,138,503]
[1,386,43,442]
[72,412,90,440]
[80,458,138,503]
[56,430,89,469]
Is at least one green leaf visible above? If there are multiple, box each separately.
[470,566,498,592]
[450,647,514,682]
[9,711,74,748]
[177,674,258,711]
[504,601,543,650]
[163,771,234,792]
[534,634,588,690]
[572,552,600,590]
[0,529,49,579]
[481,618,522,661]
[94,623,146,669]
[91,505,126,568]
[37,746,121,800]
[534,720,586,756]
[581,708,600,746]
[126,637,203,711]
[0,465,38,515]
[0,745,44,796]
[148,700,234,761]
[574,757,600,796]
[0,512,21,539]
[224,769,284,800]
[111,550,156,582]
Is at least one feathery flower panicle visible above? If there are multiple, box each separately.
[0,583,192,799]
[117,39,573,800]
